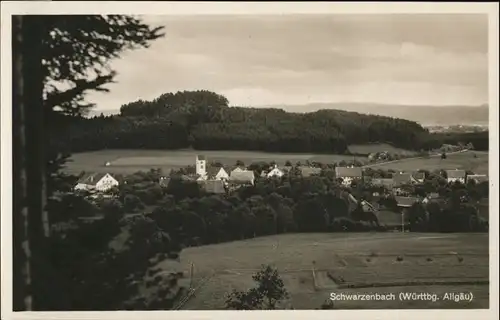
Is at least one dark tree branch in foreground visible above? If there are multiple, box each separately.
[12,14,166,311]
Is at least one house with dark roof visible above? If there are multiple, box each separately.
[395,196,420,208]
[370,178,395,189]
[392,172,413,186]
[411,172,426,184]
[75,172,119,192]
[229,169,255,185]
[466,174,488,184]
[335,167,363,186]
[200,179,226,194]
[300,166,322,177]
[206,166,230,181]
[446,169,466,184]
[422,192,441,204]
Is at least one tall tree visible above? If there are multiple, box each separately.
[12,14,164,310]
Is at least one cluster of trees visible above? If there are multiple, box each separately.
[419,131,488,152]
[74,165,488,248]
[54,90,434,154]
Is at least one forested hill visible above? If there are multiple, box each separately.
[56,90,484,154]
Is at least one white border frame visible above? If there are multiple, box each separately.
[1,2,499,320]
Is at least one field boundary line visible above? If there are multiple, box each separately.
[173,272,216,310]
[362,149,469,169]
[338,279,489,289]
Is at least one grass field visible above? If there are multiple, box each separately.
[348,143,418,156]
[365,151,489,174]
[64,149,368,175]
[150,232,489,310]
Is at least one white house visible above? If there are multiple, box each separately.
[446,169,466,184]
[207,166,230,181]
[335,166,363,186]
[75,173,119,192]
[267,165,284,178]
[196,155,207,178]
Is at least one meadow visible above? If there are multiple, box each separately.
[64,149,367,175]
[150,232,489,310]
[366,151,489,175]
[348,143,418,156]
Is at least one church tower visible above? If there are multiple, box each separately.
[196,155,207,177]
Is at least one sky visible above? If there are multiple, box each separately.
[86,14,489,111]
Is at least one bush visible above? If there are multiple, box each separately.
[396,255,404,262]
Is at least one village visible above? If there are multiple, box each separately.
[73,152,489,231]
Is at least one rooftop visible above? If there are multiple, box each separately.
[201,179,226,194]
[335,166,362,178]
[300,166,322,177]
[395,196,420,207]
[446,169,466,178]
[229,170,255,183]
[77,172,109,185]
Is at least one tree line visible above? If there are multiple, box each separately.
[55,90,489,154]
[54,90,433,154]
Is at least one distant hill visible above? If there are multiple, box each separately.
[257,103,489,127]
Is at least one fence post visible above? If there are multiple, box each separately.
[189,262,194,288]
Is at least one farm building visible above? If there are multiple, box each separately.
[229,169,255,186]
[411,172,426,183]
[369,178,395,189]
[200,179,227,194]
[422,192,440,204]
[392,172,413,186]
[467,174,488,184]
[74,172,119,192]
[446,169,466,184]
[206,166,230,181]
[266,165,285,178]
[335,167,362,186]
[300,166,322,177]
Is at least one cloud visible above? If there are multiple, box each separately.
[85,14,488,110]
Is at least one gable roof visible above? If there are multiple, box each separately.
[77,173,109,185]
[392,172,412,185]
[159,176,171,187]
[370,178,395,188]
[206,166,229,178]
[412,172,425,181]
[446,169,466,179]
[229,170,255,183]
[335,167,362,178]
[300,167,322,177]
[395,196,420,208]
[267,167,284,176]
[467,174,488,183]
[201,179,226,194]
[230,166,246,173]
